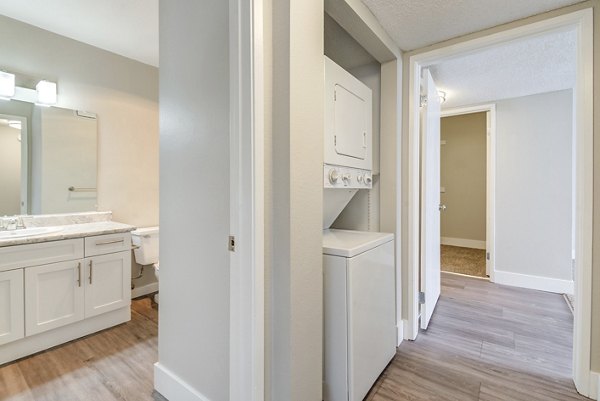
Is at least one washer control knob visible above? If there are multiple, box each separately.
[328,169,340,184]
[342,173,352,184]
[364,174,372,185]
[357,175,364,183]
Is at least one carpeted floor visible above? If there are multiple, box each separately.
[440,245,487,278]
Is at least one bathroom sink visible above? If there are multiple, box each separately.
[0,226,64,240]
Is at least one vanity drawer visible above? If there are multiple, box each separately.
[0,239,84,272]
[85,233,131,257]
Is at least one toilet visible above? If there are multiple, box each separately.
[131,227,159,303]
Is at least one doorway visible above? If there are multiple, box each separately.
[439,106,495,280]
[407,9,593,397]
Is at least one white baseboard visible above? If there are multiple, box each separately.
[494,270,574,294]
[441,237,486,250]
[396,324,404,347]
[132,282,159,299]
[154,363,212,401]
[589,371,599,400]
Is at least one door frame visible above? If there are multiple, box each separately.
[229,0,265,399]
[406,8,594,397]
[439,104,496,281]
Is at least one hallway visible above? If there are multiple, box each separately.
[367,272,586,401]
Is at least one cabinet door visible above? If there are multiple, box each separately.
[0,270,25,346]
[84,252,131,318]
[25,260,84,336]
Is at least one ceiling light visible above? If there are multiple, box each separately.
[438,90,447,103]
[0,71,16,99]
[36,80,57,106]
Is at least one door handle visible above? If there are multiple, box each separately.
[89,260,93,285]
[95,239,124,246]
[439,204,447,211]
[77,262,82,287]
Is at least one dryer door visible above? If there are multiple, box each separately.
[334,84,367,160]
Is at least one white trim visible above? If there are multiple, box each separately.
[440,237,486,250]
[396,323,404,347]
[154,363,212,401]
[229,0,265,400]
[0,113,28,214]
[131,281,158,299]
[589,371,599,400]
[494,270,574,294]
[407,8,593,395]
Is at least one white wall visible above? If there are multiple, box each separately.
[268,0,324,399]
[156,1,230,400]
[0,125,21,215]
[495,89,573,289]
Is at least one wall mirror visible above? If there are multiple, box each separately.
[0,100,98,216]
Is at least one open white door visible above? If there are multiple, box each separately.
[420,68,441,330]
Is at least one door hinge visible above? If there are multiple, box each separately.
[334,90,337,101]
[334,135,337,146]
[419,291,425,304]
[420,95,428,107]
[486,252,490,261]
[228,235,236,252]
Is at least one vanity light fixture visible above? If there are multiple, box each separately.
[36,80,57,106]
[0,71,16,99]
[8,120,21,130]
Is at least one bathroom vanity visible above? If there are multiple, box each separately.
[0,212,134,365]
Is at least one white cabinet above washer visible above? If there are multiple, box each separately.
[325,56,372,171]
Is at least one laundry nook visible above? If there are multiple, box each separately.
[322,56,396,400]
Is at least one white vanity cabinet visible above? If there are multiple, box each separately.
[0,269,25,346]
[84,252,131,318]
[25,260,85,336]
[0,230,132,365]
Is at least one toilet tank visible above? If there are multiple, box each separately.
[131,227,159,265]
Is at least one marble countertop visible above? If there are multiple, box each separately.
[0,221,136,248]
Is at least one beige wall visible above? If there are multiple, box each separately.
[0,125,22,215]
[440,112,487,242]
[402,0,600,374]
[0,15,158,228]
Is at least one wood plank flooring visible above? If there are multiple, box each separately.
[0,297,164,401]
[0,276,587,401]
[366,272,589,401]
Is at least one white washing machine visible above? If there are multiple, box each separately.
[323,229,396,401]
[322,57,396,400]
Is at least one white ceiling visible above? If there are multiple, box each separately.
[362,0,585,51]
[428,29,576,109]
[0,0,159,67]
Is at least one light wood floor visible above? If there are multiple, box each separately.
[0,297,164,401]
[367,272,588,401]
[1,277,587,401]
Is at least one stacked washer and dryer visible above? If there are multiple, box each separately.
[322,57,396,401]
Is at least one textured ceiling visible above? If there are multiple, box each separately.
[361,0,585,51]
[0,0,158,66]
[428,29,576,109]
